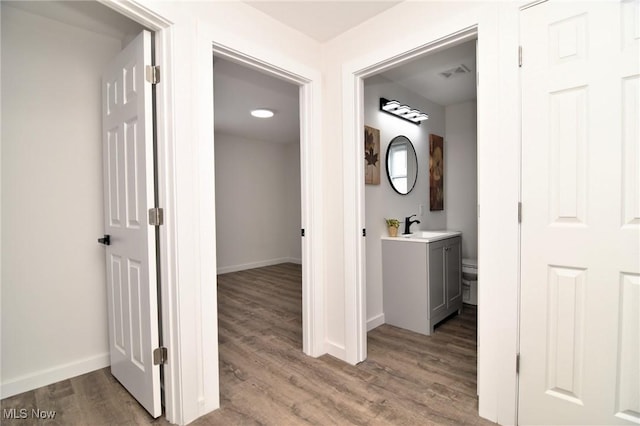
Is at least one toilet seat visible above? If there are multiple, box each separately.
[462,258,477,273]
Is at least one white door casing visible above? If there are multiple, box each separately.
[101,30,162,418]
[520,1,640,424]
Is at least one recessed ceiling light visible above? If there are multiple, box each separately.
[251,109,274,118]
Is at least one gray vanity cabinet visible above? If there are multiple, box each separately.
[382,236,462,336]
[427,237,462,331]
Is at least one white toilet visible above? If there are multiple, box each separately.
[462,258,478,305]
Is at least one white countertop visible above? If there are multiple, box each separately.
[381,230,461,243]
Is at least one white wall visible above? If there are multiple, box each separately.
[285,142,302,262]
[445,100,478,260]
[1,5,125,397]
[214,133,301,273]
[363,75,445,330]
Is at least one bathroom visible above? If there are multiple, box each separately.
[364,40,478,334]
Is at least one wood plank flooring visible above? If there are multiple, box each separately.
[1,263,494,425]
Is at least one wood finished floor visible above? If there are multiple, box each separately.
[1,263,494,426]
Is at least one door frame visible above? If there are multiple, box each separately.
[340,3,522,424]
[342,26,478,365]
[211,43,325,358]
[98,0,182,423]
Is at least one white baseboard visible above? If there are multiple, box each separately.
[217,257,301,275]
[0,352,110,399]
[325,340,346,361]
[367,313,385,331]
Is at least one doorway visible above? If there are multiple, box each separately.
[362,36,479,405]
[210,45,324,359]
[362,39,478,334]
[212,55,305,358]
[341,26,480,365]
[0,0,180,420]
[212,57,302,276]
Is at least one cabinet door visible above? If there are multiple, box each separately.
[382,240,429,335]
[428,240,447,319]
[445,237,462,307]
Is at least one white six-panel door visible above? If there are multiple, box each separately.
[519,1,640,424]
[101,30,161,418]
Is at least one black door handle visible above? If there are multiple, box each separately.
[98,235,111,246]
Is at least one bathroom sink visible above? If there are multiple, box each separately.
[401,231,450,239]
[394,230,461,242]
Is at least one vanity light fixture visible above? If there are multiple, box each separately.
[381,100,400,111]
[251,108,275,118]
[380,98,429,125]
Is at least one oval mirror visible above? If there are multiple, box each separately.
[385,135,418,195]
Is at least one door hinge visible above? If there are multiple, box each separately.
[518,46,523,67]
[518,202,522,224]
[148,207,164,226]
[153,347,168,365]
[516,353,520,374]
[301,228,305,237]
[362,228,367,237]
[146,65,160,84]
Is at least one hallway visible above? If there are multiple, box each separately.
[1,263,493,425]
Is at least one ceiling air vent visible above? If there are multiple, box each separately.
[439,64,471,79]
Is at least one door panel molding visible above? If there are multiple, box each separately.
[101,29,161,418]
[519,1,640,424]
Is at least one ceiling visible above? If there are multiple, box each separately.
[245,1,402,42]
[7,1,475,146]
[213,57,300,144]
[377,40,477,107]
[214,40,476,145]
[220,3,475,143]
[3,1,144,41]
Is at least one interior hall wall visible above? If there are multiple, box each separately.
[214,132,301,273]
[285,142,302,262]
[445,100,478,260]
[363,75,445,330]
[1,5,124,397]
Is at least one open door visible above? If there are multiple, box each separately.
[520,1,639,424]
[100,30,162,418]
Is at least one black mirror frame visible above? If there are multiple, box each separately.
[385,135,418,195]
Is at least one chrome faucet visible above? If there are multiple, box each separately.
[403,214,421,235]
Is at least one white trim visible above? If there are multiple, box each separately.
[367,313,385,331]
[298,70,326,358]
[325,341,347,360]
[197,28,220,421]
[211,43,325,358]
[342,72,367,366]
[0,353,110,399]
[217,258,302,275]
[0,5,4,402]
[521,0,548,11]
